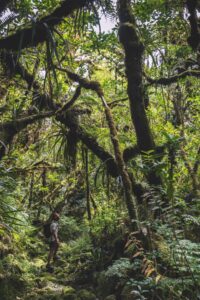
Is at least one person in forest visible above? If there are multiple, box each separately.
[46,211,60,271]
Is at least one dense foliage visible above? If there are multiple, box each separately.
[0,0,199,299]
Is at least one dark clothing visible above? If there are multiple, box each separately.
[49,240,59,250]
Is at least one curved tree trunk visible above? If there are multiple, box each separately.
[117,0,162,187]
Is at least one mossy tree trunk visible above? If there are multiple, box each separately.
[100,95,139,226]
[118,0,162,187]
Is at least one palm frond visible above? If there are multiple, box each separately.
[0,10,17,30]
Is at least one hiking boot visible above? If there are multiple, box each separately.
[46,265,54,273]
[53,255,61,262]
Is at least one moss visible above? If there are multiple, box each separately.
[0,240,12,258]
[77,289,96,300]
[40,274,55,282]
[105,295,116,300]
[121,284,141,300]
[0,275,26,300]
[24,282,71,300]
[32,258,46,268]
[153,234,171,263]
[26,293,60,300]
[39,295,59,300]
[118,23,141,47]
[62,286,79,300]
[97,271,118,298]
[62,295,79,300]
[63,286,76,294]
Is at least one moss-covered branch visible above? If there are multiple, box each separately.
[0,111,54,159]
[56,111,119,177]
[2,55,146,204]
[58,65,140,224]
[55,86,82,114]
[0,0,91,50]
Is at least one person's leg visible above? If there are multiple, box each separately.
[53,242,59,261]
[47,243,55,267]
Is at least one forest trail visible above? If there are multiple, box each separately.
[2,210,200,300]
[21,224,98,300]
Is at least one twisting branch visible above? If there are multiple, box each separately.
[0,111,54,159]
[1,51,40,89]
[57,65,140,227]
[123,145,140,162]
[108,97,128,108]
[0,0,91,50]
[124,144,166,163]
[56,66,103,96]
[57,111,119,177]
[1,55,146,203]
[146,70,200,86]
[1,111,54,131]
[2,55,162,167]
[55,86,82,114]
[2,54,119,177]
[1,51,57,110]
[101,94,139,226]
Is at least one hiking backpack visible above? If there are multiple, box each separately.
[43,222,51,238]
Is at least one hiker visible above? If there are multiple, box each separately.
[46,212,60,271]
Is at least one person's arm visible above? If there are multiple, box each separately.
[51,224,59,244]
[53,231,59,243]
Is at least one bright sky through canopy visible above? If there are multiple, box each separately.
[100,14,115,32]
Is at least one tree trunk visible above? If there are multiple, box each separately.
[118,0,162,186]
[100,94,139,228]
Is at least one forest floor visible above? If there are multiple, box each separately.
[22,231,98,300]
[1,214,200,300]
[23,248,97,300]
[0,216,99,300]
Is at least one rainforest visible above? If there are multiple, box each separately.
[0,0,200,299]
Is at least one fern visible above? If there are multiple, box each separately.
[182,214,200,226]
[105,258,132,279]
[171,239,200,276]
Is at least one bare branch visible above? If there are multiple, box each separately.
[146,70,200,86]
[108,97,128,108]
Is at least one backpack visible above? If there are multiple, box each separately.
[43,222,51,238]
